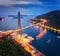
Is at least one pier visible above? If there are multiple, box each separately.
[11,33,45,56]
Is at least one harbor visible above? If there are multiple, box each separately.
[0,12,45,56]
[0,1,60,55]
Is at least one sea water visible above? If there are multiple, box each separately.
[0,16,60,56]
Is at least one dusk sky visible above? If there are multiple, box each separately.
[0,0,60,17]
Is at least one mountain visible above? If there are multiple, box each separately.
[31,10,60,29]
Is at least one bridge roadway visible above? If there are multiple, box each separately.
[19,22,60,34]
[35,23,60,34]
[0,22,60,56]
[0,21,60,38]
[0,24,45,56]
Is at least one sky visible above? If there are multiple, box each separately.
[0,0,60,18]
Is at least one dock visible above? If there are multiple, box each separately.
[11,33,45,56]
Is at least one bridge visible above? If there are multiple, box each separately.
[29,18,60,34]
[35,22,60,34]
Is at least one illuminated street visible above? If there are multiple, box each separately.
[0,0,60,56]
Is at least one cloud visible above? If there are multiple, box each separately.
[0,0,60,7]
[0,0,46,6]
[0,0,60,17]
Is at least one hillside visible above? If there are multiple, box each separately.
[0,38,31,56]
[0,41,19,56]
[32,10,60,29]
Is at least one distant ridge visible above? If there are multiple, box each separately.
[35,10,60,29]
